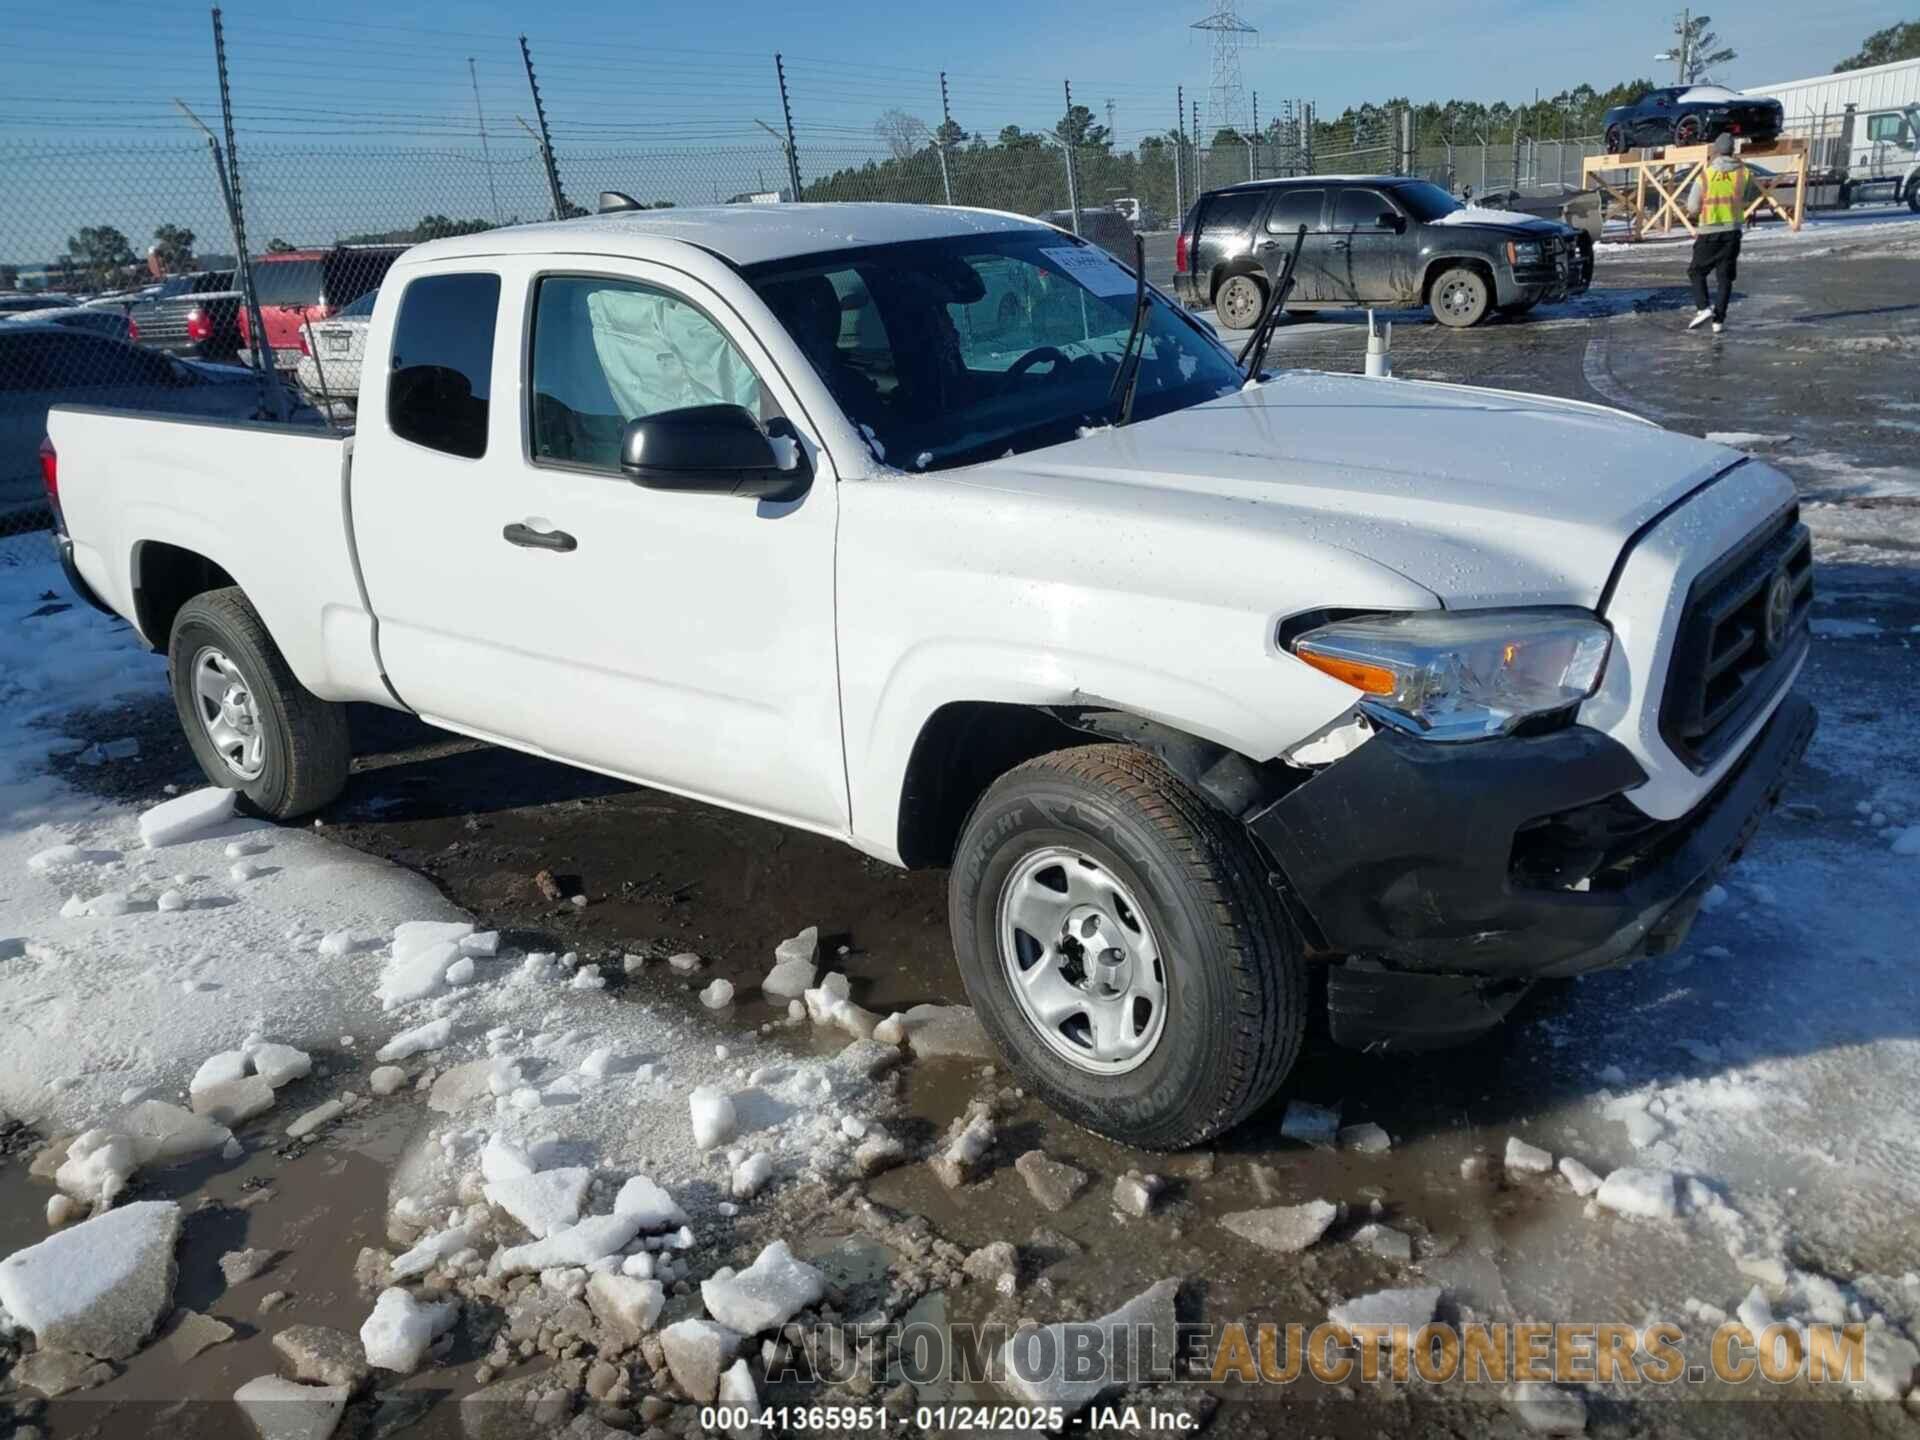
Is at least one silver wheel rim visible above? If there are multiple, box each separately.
[190,645,266,781]
[1220,278,1260,327]
[1440,277,1480,318]
[996,846,1168,1075]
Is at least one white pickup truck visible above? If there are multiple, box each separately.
[45,203,1815,1148]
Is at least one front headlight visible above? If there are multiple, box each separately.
[1507,240,1543,266]
[1289,609,1612,741]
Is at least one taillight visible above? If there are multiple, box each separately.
[127,317,140,342]
[1174,230,1190,274]
[39,436,57,504]
[238,308,250,341]
[186,307,211,342]
[297,330,311,356]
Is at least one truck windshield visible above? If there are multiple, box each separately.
[1391,181,1465,223]
[742,231,1243,472]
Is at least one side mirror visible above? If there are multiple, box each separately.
[620,404,810,501]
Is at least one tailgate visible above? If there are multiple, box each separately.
[48,408,378,700]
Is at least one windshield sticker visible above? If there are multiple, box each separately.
[1039,246,1136,298]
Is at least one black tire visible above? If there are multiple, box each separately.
[1907,177,1920,215]
[1213,272,1267,332]
[1604,124,1626,155]
[1429,265,1492,328]
[169,587,350,819]
[1674,115,1703,147]
[947,744,1306,1150]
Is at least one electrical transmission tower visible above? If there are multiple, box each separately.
[1193,2,1257,138]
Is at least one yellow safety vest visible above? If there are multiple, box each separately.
[1702,165,1746,229]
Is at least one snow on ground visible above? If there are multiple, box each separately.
[0,534,466,1130]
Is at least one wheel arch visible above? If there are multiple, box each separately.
[1208,255,1267,306]
[131,539,237,651]
[1420,253,1497,304]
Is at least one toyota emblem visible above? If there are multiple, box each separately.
[1762,570,1794,656]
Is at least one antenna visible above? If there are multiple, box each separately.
[1192,2,1257,137]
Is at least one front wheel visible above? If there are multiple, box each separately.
[1213,272,1267,332]
[1907,177,1920,215]
[1429,266,1491,328]
[169,587,350,819]
[1604,124,1626,155]
[948,745,1306,1150]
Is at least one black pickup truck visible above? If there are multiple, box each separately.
[124,271,244,361]
[1175,175,1590,330]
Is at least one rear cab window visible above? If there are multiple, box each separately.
[1200,191,1266,239]
[387,272,501,459]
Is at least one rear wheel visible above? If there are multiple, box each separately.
[1213,272,1267,332]
[1674,115,1704,147]
[948,744,1306,1150]
[1429,266,1492,328]
[1907,177,1920,214]
[169,588,350,819]
[1604,123,1626,155]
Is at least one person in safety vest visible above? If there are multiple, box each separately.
[1685,132,1753,334]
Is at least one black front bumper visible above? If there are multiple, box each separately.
[1250,695,1816,1050]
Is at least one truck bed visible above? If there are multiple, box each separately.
[48,407,390,705]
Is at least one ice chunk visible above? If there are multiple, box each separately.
[1735,1284,1772,1335]
[700,1240,827,1335]
[233,1374,350,1440]
[1340,1122,1391,1154]
[1505,1137,1554,1175]
[700,978,735,1010]
[317,930,358,958]
[731,1153,774,1200]
[494,1212,645,1275]
[587,1272,666,1344]
[1351,1223,1413,1263]
[157,889,188,912]
[570,965,605,991]
[579,1048,614,1079]
[1858,1328,1919,1401]
[458,930,500,957]
[191,1050,251,1101]
[894,1003,995,1061]
[481,1133,534,1183]
[229,862,265,884]
[138,789,238,849]
[119,1100,231,1165]
[392,920,475,953]
[1595,1167,1679,1220]
[659,1317,742,1403]
[192,1073,276,1126]
[1507,1382,1588,1434]
[250,1043,313,1089]
[285,1100,344,1139]
[667,952,703,973]
[444,957,476,986]
[375,940,461,1010]
[1329,1286,1442,1331]
[0,1200,182,1359]
[762,928,819,998]
[717,1357,759,1426]
[484,1167,590,1237]
[376,1018,453,1063]
[359,1287,457,1374]
[690,1086,737,1150]
[614,1175,689,1230]
[1000,1278,1178,1413]
[55,1130,138,1210]
[1221,1201,1339,1254]
[389,1225,477,1281]
[1557,1157,1603,1198]
[1280,1101,1341,1147]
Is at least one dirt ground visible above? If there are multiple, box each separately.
[14,207,1920,1438]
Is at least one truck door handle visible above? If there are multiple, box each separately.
[503,522,577,553]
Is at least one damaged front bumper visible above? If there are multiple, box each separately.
[1249,694,1816,1051]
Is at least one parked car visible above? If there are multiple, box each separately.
[1175,175,1589,329]
[2,324,295,521]
[0,293,74,316]
[49,204,1812,1149]
[1473,185,1601,281]
[237,244,405,377]
[293,289,376,405]
[1036,207,1135,260]
[1603,86,1784,154]
[1,306,133,340]
[124,270,243,361]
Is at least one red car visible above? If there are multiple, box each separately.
[238,245,404,374]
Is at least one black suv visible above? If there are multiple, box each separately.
[1174,175,1590,330]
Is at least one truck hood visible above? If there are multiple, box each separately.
[967,370,1743,609]
[1430,207,1570,236]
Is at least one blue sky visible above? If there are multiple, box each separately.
[0,0,1907,261]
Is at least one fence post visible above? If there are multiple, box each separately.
[775,54,803,200]
[207,8,283,419]
[1062,79,1081,235]
[935,72,954,206]
[519,36,569,219]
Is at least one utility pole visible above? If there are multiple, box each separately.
[1173,85,1185,226]
[1062,79,1080,235]
[469,57,501,226]
[519,35,569,220]
[935,72,955,206]
[774,54,802,200]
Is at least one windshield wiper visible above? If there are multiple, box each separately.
[1106,233,1152,426]
[1237,223,1309,381]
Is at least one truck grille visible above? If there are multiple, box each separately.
[1659,507,1811,770]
